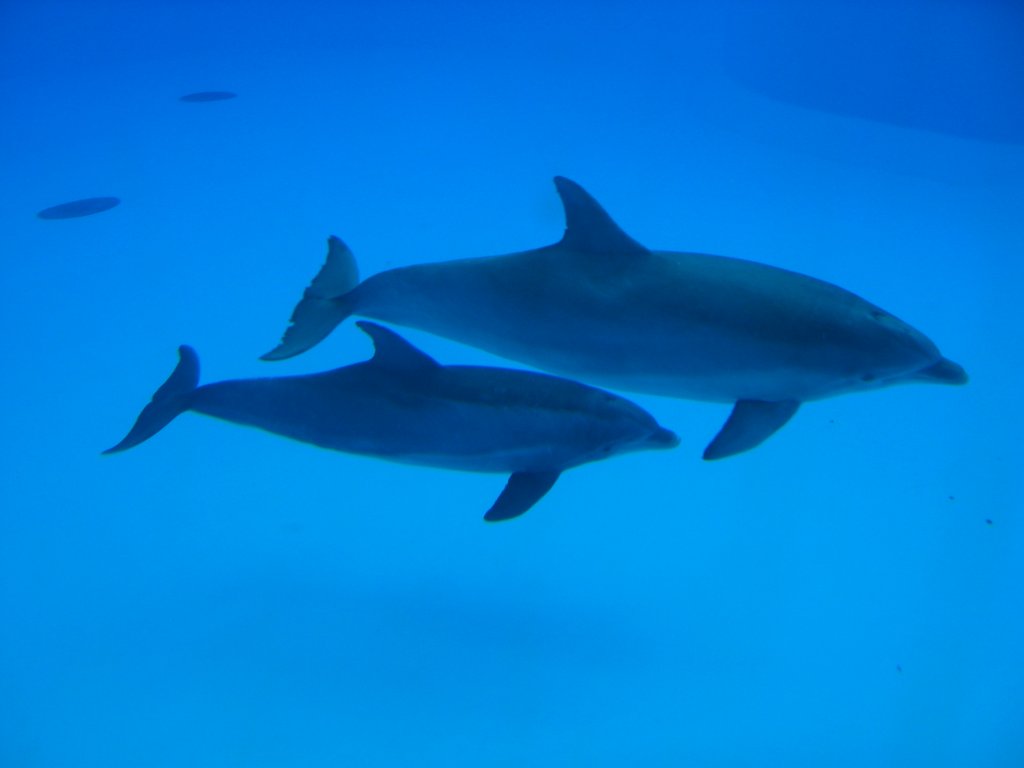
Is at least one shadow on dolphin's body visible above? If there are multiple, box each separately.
[105,322,677,522]
[264,178,967,459]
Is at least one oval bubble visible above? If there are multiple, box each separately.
[179,91,237,103]
[37,197,121,220]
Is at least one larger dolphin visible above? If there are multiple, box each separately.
[263,178,967,459]
[106,322,678,521]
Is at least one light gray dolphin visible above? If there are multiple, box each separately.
[105,322,678,521]
[263,177,967,459]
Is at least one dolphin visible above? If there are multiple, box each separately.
[105,322,678,521]
[262,177,967,459]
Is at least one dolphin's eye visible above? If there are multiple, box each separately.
[861,373,877,382]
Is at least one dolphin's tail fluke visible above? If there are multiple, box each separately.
[103,346,199,454]
[261,236,359,361]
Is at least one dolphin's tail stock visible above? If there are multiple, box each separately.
[103,346,200,454]
[261,236,359,361]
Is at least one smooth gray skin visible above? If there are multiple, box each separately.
[105,322,678,521]
[264,177,967,458]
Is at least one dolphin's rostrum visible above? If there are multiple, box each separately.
[263,177,966,458]
[105,322,678,521]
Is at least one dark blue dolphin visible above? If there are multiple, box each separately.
[105,322,678,522]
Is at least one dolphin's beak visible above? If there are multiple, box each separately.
[648,426,681,449]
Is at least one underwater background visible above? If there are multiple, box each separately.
[2,0,1022,765]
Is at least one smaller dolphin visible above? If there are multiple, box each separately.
[105,322,678,521]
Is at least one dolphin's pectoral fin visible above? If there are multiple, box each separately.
[553,177,649,257]
[484,471,561,522]
[703,399,801,460]
[357,321,439,373]
[262,236,359,361]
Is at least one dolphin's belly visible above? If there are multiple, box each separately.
[352,252,939,402]
[473,332,862,402]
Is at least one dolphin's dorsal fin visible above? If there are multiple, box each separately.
[357,321,439,373]
[553,176,649,257]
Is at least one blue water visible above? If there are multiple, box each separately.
[2,1,1022,765]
